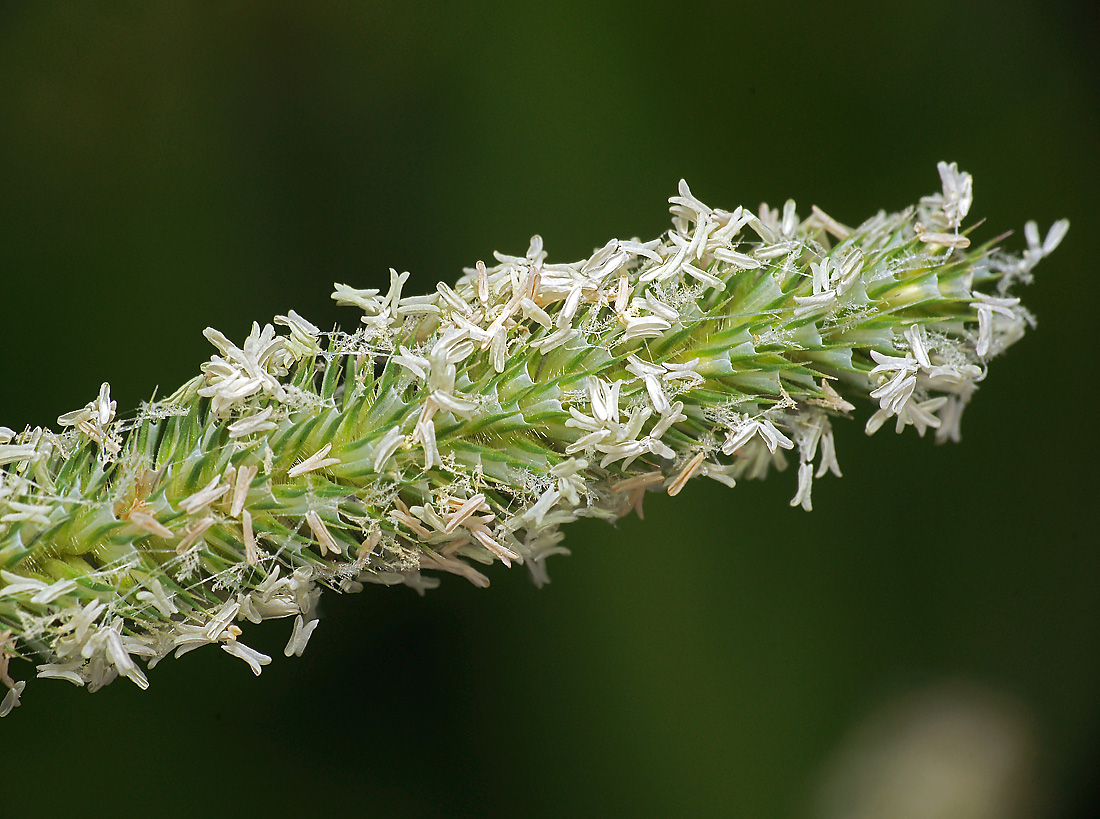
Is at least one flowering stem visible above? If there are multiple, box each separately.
[0,163,1066,715]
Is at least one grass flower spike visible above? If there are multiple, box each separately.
[0,164,1066,715]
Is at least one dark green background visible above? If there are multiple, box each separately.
[1,2,1097,816]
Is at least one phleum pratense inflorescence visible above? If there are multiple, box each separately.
[0,164,1067,715]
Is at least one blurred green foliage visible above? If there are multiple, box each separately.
[0,2,1097,816]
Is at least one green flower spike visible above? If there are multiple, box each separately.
[0,163,1067,715]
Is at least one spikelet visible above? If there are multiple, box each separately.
[0,163,1067,715]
